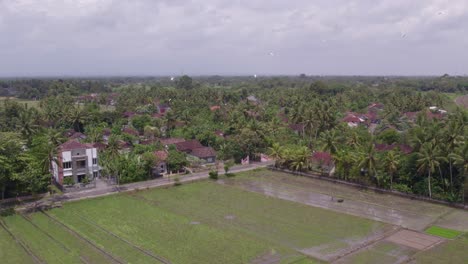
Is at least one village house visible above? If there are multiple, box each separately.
[174,139,217,164]
[52,140,101,186]
[342,113,365,128]
[152,150,168,177]
[157,104,171,114]
[160,138,186,148]
[64,129,87,141]
[402,110,445,123]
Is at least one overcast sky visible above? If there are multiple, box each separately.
[0,0,467,76]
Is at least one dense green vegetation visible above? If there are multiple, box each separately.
[0,75,467,203]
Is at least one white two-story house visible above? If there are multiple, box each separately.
[52,140,101,185]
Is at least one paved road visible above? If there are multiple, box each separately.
[51,161,273,203]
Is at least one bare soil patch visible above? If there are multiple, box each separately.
[386,230,443,250]
[300,225,398,262]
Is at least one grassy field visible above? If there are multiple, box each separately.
[0,97,40,108]
[0,221,34,264]
[425,226,462,239]
[0,180,391,263]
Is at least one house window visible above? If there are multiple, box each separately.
[63,161,72,169]
[93,171,98,178]
[93,158,97,165]
[77,160,86,169]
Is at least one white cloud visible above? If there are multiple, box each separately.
[0,0,467,76]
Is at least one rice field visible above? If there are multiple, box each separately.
[1,169,467,263]
[0,180,390,263]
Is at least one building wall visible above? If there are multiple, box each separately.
[52,147,100,185]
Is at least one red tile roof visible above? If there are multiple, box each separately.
[152,113,164,118]
[427,112,444,120]
[140,138,157,145]
[92,142,107,151]
[154,150,168,161]
[342,115,362,123]
[59,140,93,151]
[122,127,139,136]
[158,104,171,114]
[160,138,186,146]
[175,140,204,152]
[191,147,216,158]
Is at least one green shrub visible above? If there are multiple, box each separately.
[81,176,90,185]
[63,177,74,186]
[209,171,218,180]
[392,183,412,194]
[174,177,182,186]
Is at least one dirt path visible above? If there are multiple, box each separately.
[13,162,272,210]
[454,94,468,109]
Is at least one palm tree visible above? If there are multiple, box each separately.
[320,129,340,154]
[45,128,65,147]
[268,143,284,168]
[357,143,378,182]
[289,146,310,172]
[417,143,446,198]
[106,135,121,158]
[449,143,468,203]
[65,106,89,132]
[17,106,39,145]
[443,120,464,193]
[346,130,361,149]
[383,150,400,190]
